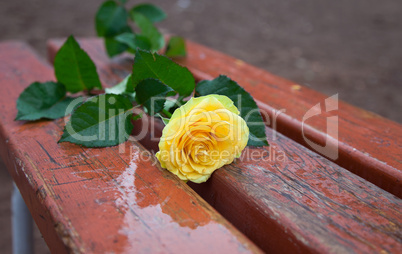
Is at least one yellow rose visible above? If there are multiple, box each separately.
[155,94,249,183]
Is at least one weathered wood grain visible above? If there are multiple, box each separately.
[191,127,402,253]
[0,41,262,254]
[47,38,402,253]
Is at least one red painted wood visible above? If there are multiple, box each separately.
[177,40,402,198]
[47,38,402,254]
[0,41,262,254]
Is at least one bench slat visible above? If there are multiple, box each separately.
[0,41,261,254]
[177,40,402,198]
[47,38,402,253]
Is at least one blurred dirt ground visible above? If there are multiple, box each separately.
[0,0,401,253]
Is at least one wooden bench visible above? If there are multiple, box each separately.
[0,41,261,253]
[48,38,402,198]
[46,38,402,253]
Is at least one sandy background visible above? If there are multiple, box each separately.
[0,0,401,253]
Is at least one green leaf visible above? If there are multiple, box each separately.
[102,25,132,57]
[135,78,174,115]
[130,3,167,23]
[131,49,195,96]
[164,98,181,113]
[104,37,129,57]
[195,75,268,146]
[15,82,76,121]
[131,12,164,51]
[96,0,130,37]
[54,36,102,93]
[156,113,169,125]
[166,36,187,57]
[105,74,133,94]
[115,32,152,52]
[132,113,143,121]
[60,94,134,147]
